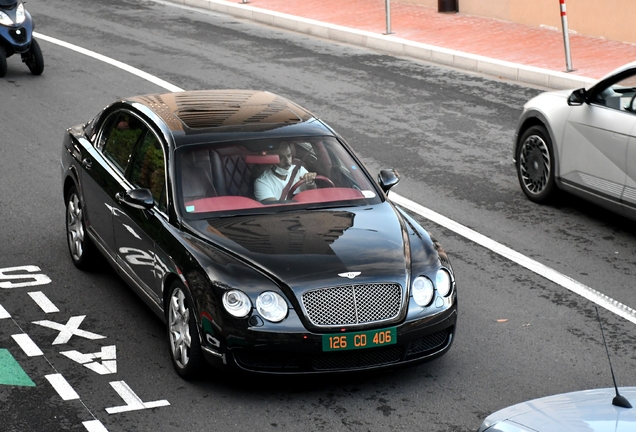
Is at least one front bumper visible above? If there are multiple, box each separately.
[202,304,457,374]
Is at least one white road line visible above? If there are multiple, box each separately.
[45,373,80,400]
[33,32,183,93]
[34,33,636,324]
[391,193,636,324]
[0,303,10,319]
[28,291,60,313]
[83,420,109,432]
[12,333,44,356]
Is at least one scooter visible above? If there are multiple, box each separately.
[0,0,43,77]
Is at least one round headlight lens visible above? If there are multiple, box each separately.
[436,269,452,297]
[256,291,288,323]
[412,276,434,307]
[222,290,252,318]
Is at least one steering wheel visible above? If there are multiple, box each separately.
[285,175,335,200]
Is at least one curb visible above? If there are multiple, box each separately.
[165,0,597,90]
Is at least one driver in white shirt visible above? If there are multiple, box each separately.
[254,143,317,202]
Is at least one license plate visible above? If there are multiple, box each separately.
[322,327,397,352]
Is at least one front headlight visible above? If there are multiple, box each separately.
[412,276,434,307]
[222,290,252,318]
[436,269,452,297]
[16,3,25,24]
[256,291,288,322]
[0,11,12,26]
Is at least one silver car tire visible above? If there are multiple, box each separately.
[167,281,204,379]
[65,186,96,269]
[516,125,557,203]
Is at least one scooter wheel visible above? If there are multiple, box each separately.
[0,47,7,78]
[25,38,44,75]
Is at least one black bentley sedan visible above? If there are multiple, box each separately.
[61,90,457,378]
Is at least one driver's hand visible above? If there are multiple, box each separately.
[303,172,317,187]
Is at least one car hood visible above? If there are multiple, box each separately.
[480,387,636,432]
[186,202,414,287]
[524,88,571,107]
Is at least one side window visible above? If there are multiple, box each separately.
[128,131,166,212]
[102,112,146,173]
[594,75,636,111]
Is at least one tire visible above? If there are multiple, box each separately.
[25,38,43,75]
[0,46,7,78]
[167,281,204,379]
[516,125,557,203]
[65,186,97,269]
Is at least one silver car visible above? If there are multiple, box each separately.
[478,387,636,431]
[514,62,636,221]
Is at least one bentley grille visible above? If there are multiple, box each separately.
[301,283,403,327]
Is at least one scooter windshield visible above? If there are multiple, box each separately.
[0,0,18,7]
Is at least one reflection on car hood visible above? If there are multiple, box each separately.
[188,203,411,285]
[481,387,636,432]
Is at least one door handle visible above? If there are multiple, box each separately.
[81,158,92,170]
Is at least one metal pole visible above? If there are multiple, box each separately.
[559,0,574,72]
[385,0,393,35]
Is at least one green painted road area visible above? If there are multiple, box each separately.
[0,349,35,387]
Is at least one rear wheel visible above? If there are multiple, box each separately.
[65,186,96,269]
[24,38,43,75]
[167,281,204,379]
[516,125,557,203]
[0,47,7,78]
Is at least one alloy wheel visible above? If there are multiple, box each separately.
[168,287,192,369]
[66,192,85,262]
[519,134,551,195]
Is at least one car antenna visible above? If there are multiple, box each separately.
[595,306,632,408]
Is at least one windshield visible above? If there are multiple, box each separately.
[176,136,382,218]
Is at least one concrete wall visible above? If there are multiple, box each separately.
[404,0,636,44]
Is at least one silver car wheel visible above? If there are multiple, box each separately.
[168,287,192,369]
[519,134,551,195]
[67,192,85,261]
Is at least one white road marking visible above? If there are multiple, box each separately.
[33,32,183,93]
[61,346,117,375]
[45,373,80,400]
[83,420,109,432]
[12,333,44,356]
[28,291,60,313]
[34,33,636,324]
[105,381,170,414]
[33,315,107,345]
[0,265,52,288]
[0,303,10,319]
[390,193,636,325]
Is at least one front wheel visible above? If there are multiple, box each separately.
[0,47,7,78]
[66,186,97,269]
[516,125,557,203]
[167,281,204,379]
[24,38,44,75]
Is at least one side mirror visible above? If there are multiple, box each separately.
[378,169,400,193]
[116,189,154,210]
[567,88,586,106]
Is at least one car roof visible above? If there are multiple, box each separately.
[122,90,333,147]
[481,387,636,431]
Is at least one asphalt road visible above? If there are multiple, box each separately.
[1,0,636,431]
